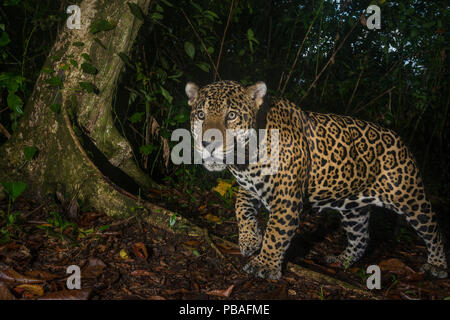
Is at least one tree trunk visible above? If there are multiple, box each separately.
[0,0,154,216]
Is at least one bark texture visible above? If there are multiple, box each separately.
[0,0,153,216]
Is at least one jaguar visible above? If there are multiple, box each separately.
[185,80,448,280]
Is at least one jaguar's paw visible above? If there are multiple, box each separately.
[421,263,448,279]
[324,254,352,269]
[243,256,281,280]
[239,233,262,257]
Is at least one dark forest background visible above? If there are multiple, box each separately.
[1,0,448,202]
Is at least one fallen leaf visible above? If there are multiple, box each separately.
[212,180,232,197]
[119,249,130,259]
[164,288,189,295]
[205,284,234,298]
[288,289,297,296]
[348,267,360,274]
[131,270,155,277]
[0,282,16,300]
[216,242,241,255]
[24,270,59,280]
[162,137,170,168]
[148,295,166,300]
[379,258,416,277]
[79,211,104,226]
[132,242,149,260]
[14,284,44,297]
[0,267,43,284]
[183,240,200,247]
[204,213,222,224]
[38,289,92,300]
[261,284,287,299]
[82,257,106,279]
[404,271,425,282]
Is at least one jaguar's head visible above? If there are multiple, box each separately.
[185,80,267,171]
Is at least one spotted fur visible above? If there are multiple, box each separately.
[186,80,448,280]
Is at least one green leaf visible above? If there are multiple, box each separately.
[7,93,23,114]
[204,10,219,21]
[93,38,106,49]
[184,41,195,59]
[69,59,78,68]
[150,12,163,21]
[117,52,134,69]
[130,112,144,123]
[98,225,110,232]
[168,71,183,80]
[196,62,210,73]
[81,63,98,75]
[160,86,173,103]
[72,41,84,47]
[128,3,145,21]
[169,213,177,228]
[81,53,91,61]
[0,31,11,47]
[41,67,53,74]
[0,181,26,202]
[90,19,115,34]
[4,0,21,6]
[159,0,173,7]
[23,146,37,161]
[247,28,254,40]
[140,144,157,155]
[45,76,63,87]
[50,103,61,113]
[79,81,97,93]
[174,112,189,123]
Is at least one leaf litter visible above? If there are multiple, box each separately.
[0,189,449,300]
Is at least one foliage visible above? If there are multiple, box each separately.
[0,181,26,243]
[0,0,448,197]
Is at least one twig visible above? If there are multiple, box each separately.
[214,0,234,82]
[299,13,364,103]
[354,86,396,114]
[280,0,324,96]
[22,203,45,219]
[287,263,377,299]
[180,9,221,80]
[0,123,11,139]
[346,55,368,113]
[202,228,240,274]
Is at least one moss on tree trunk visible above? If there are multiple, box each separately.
[0,0,154,217]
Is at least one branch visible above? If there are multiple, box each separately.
[354,86,396,114]
[299,13,364,103]
[181,9,221,80]
[214,0,234,82]
[0,123,11,139]
[280,0,324,96]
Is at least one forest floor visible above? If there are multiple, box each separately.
[0,183,449,300]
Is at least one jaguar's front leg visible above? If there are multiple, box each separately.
[236,187,263,257]
[243,197,302,280]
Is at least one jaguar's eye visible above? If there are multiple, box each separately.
[227,111,237,121]
[197,110,205,120]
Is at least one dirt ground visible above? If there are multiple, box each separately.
[0,184,449,300]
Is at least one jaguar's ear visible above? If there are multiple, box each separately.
[246,82,267,109]
[185,82,199,106]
